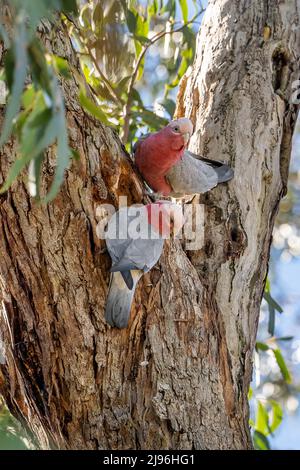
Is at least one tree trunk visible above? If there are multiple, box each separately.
[0,0,299,450]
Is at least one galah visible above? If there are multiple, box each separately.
[104,202,184,329]
[134,117,234,197]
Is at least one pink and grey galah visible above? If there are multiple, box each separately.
[104,201,184,329]
[134,117,234,197]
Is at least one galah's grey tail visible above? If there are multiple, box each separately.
[186,151,234,183]
[166,150,234,197]
[105,270,142,329]
[214,163,234,183]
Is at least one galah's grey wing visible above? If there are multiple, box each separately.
[185,150,234,183]
[166,151,219,197]
[166,150,234,197]
[105,208,139,289]
[105,207,144,267]
[109,237,164,274]
[105,208,164,286]
[106,238,134,289]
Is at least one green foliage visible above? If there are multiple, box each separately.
[250,277,292,450]
[179,0,188,23]
[0,399,31,450]
[255,401,271,435]
[0,19,28,146]
[68,0,204,145]
[273,348,292,384]
[251,398,283,450]
[269,400,284,433]
[252,336,291,448]
[0,0,203,199]
[255,340,292,384]
[264,278,283,336]
[253,430,271,450]
[79,87,110,125]
[250,274,295,449]
[0,0,77,202]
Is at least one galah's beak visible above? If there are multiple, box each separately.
[183,132,190,146]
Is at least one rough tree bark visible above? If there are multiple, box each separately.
[0,0,299,450]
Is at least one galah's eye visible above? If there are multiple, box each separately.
[173,126,180,132]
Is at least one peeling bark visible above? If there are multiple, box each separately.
[0,0,299,450]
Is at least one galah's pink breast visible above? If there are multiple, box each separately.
[135,131,184,194]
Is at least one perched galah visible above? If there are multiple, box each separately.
[134,117,234,197]
[105,202,184,328]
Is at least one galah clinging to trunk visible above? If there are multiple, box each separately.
[134,117,234,197]
[105,202,184,328]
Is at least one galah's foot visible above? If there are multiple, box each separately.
[144,190,168,202]
[183,194,197,204]
[144,189,155,197]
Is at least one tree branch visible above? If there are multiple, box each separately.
[122,9,205,143]
[64,14,124,107]
[84,42,124,107]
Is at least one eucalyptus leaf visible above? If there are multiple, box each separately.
[276,336,293,342]
[28,153,44,199]
[255,401,269,435]
[21,86,36,109]
[52,56,71,79]
[61,0,78,15]
[138,109,168,129]
[160,98,175,118]
[0,20,28,147]
[93,2,103,30]
[11,0,53,31]
[253,430,270,450]
[4,49,16,93]
[179,0,188,22]
[131,88,143,105]
[135,35,151,45]
[79,90,110,125]
[272,349,292,383]
[148,0,159,16]
[0,109,57,194]
[263,290,283,336]
[42,113,71,203]
[126,9,138,34]
[255,342,269,352]
[28,39,52,96]
[269,400,283,434]
[264,292,283,314]
[267,304,275,336]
